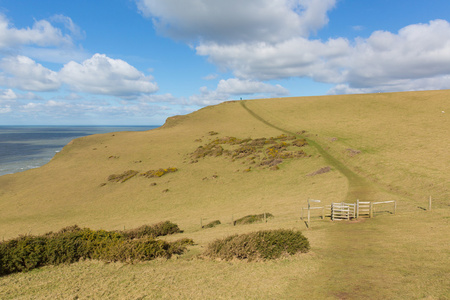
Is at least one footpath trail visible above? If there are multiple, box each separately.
[240,101,376,201]
[239,102,449,299]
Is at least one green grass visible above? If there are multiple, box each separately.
[0,90,449,298]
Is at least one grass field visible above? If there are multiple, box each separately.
[0,90,449,299]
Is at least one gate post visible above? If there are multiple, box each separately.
[356,199,359,218]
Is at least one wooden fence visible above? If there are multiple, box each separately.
[301,200,397,224]
[356,200,370,218]
[331,202,356,220]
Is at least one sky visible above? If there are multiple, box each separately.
[0,0,449,125]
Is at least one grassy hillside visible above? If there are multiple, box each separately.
[0,90,449,299]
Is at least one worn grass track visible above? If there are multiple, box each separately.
[240,100,375,201]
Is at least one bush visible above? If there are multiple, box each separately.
[233,213,274,225]
[202,220,221,229]
[140,167,178,178]
[98,238,193,262]
[107,170,139,183]
[0,222,189,276]
[122,221,181,239]
[204,229,310,261]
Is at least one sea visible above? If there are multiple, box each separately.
[0,125,159,177]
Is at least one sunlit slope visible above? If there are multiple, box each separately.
[0,101,342,239]
[244,90,449,204]
[0,90,448,239]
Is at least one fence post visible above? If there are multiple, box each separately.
[428,196,432,211]
[356,199,359,218]
[331,203,334,221]
[394,200,397,214]
[369,202,373,218]
[307,206,311,228]
[322,206,325,219]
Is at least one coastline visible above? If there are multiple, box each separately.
[0,125,159,176]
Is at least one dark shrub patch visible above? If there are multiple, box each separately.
[204,229,310,261]
[233,213,274,225]
[191,144,224,159]
[140,167,178,178]
[202,220,221,229]
[190,134,309,170]
[122,221,181,239]
[107,170,139,183]
[0,221,189,276]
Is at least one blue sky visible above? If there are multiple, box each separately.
[0,0,449,125]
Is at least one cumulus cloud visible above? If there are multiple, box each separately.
[345,20,450,90]
[197,20,450,93]
[189,78,288,105]
[0,55,60,91]
[0,54,159,98]
[0,88,17,101]
[197,37,350,81]
[59,54,159,97]
[137,0,450,95]
[0,14,74,49]
[136,0,336,43]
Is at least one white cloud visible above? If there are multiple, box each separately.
[196,20,450,93]
[203,74,218,80]
[138,0,450,95]
[189,78,288,105]
[0,54,159,98]
[60,54,159,97]
[0,14,73,49]
[196,37,350,81]
[0,88,17,101]
[0,55,61,91]
[136,0,336,43]
[216,78,288,95]
[345,20,450,89]
[328,75,450,95]
[49,14,85,40]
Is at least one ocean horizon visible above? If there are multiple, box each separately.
[0,125,159,177]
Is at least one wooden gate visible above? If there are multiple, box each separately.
[331,202,356,220]
[356,200,371,218]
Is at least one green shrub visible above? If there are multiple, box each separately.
[98,238,193,262]
[0,222,188,276]
[204,229,310,261]
[122,221,181,239]
[140,167,178,178]
[233,213,274,225]
[202,220,221,229]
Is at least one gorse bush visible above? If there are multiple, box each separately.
[233,213,274,225]
[204,229,310,261]
[140,167,178,178]
[0,222,191,276]
[190,134,309,169]
[122,221,181,239]
[202,220,221,229]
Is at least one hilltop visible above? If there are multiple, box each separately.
[0,90,449,299]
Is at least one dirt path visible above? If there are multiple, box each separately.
[240,101,376,201]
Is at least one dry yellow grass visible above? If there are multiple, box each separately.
[0,90,449,299]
